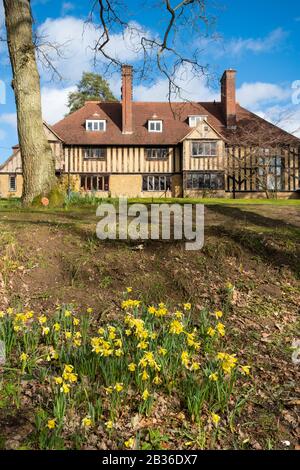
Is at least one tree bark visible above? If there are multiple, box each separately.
[4,0,56,206]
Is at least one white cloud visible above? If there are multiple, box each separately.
[226,28,288,55]
[237,82,289,108]
[37,17,148,83]
[135,65,219,102]
[256,104,300,137]
[41,85,75,123]
[61,2,75,15]
[0,113,17,127]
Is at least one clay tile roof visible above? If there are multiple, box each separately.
[51,101,300,147]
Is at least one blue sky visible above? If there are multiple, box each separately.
[0,0,300,163]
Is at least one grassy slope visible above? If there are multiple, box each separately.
[0,203,299,449]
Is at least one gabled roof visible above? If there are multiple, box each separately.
[52,101,300,147]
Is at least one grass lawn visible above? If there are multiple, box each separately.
[0,202,299,450]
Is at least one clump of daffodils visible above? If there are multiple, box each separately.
[0,294,252,447]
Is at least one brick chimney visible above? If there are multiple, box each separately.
[220,69,237,128]
[121,65,133,134]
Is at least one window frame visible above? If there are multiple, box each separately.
[80,175,109,192]
[188,115,208,127]
[85,120,106,132]
[148,120,163,133]
[83,147,107,160]
[142,175,172,192]
[9,175,16,192]
[145,147,168,160]
[186,172,224,190]
[191,140,217,157]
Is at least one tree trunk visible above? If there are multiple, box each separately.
[4,0,56,206]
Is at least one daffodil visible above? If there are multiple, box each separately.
[181,351,190,368]
[54,376,63,385]
[147,306,156,315]
[61,383,70,394]
[42,327,50,336]
[211,413,220,426]
[169,320,184,335]
[240,365,251,376]
[126,287,132,293]
[128,363,137,372]
[216,322,225,337]
[65,331,72,340]
[114,383,124,392]
[47,419,56,430]
[190,362,200,371]
[142,389,150,401]
[207,327,216,337]
[73,317,80,326]
[105,420,113,429]
[82,416,92,428]
[209,372,218,382]
[38,315,47,325]
[124,437,135,449]
[153,375,162,385]
[53,323,61,332]
[175,311,183,319]
[20,352,28,362]
[87,307,93,314]
[215,310,223,319]
[125,329,132,336]
[183,303,191,311]
[0,311,5,318]
[141,370,149,381]
[158,347,167,356]
[64,310,71,318]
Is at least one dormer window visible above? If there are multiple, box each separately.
[148,120,163,132]
[86,120,106,132]
[189,115,208,127]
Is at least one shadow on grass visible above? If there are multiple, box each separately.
[206,224,300,278]
[207,204,300,231]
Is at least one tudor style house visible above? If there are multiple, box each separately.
[1,66,299,199]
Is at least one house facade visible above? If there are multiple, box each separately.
[1,66,299,199]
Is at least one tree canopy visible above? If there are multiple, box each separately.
[67,72,117,114]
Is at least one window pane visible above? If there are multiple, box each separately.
[148,177,154,190]
[92,176,98,191]
[154,176,160,191]
[166,177,171,191]
[86,177,91,191]
[9,176,16,191]
[80,176,86,189]
[104,176,109,191]
[98,177,103,191]
[150,122,155,131]
[142,177,148,191]
[159,176,166,190]
[87,122,93,131]
[210,142,217,155]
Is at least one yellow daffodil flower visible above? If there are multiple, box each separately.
[124,437,135,449]
[142,389,150,401]
[211,413,221,426]
[82,416,92,428]
[47,419,56,430]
